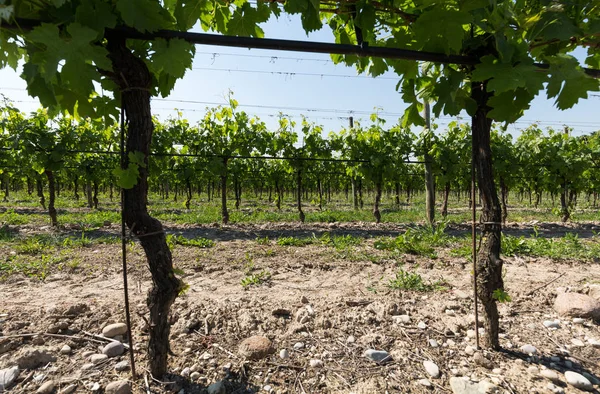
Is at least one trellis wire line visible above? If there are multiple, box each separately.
[119,102,137,380]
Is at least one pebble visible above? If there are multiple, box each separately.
[418,378,432,387]
[527,366,539,374]
[571,338,585,347]
[102,323,127,338]
[0,366,19,390]
[393,315,410,324]
[190,372,201,381]
[547,383,565,394]
[279,349,289,359]
[449,377,481,394]
[181,367,191,377]
[429,339,439,348]
[564,371,593,391]
[346,335,355,344]
[59,384,77,394]
[364,349,391,363]
[423,360,440,379]
[573,318,585,324]
[293,342,305,350]
[464,346,475,356]
[588,338,600,348]
[540,369,561,383]
[105,380,131,394]
[300,295,309,304]
[466,330,476,339]
[263,384,272,392]
[115,361,130,372]
[81,363,95,370]
[238,336,275,360]
[60,345,72,355]
[417,321,427,329]
[309,359,323,368]
[520,344,537,354]
[543,320,560,329]
[37,380,55,394]
[473,352,494,369]
[102,341,125,358]
[90,354,108,364]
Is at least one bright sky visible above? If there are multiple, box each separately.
[1,14,599,138]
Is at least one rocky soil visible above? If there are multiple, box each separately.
[0,221,599,393]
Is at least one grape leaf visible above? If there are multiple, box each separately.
[227,3,268,37]
[547,55,599,110]
[75,0,117,36]
[174,0,204,30]
[412,9,471,54]
[113,164,140,189]
[116,0,173,33]
[472,55,545,94]
[150,38,195,79]
[487,88,534,123]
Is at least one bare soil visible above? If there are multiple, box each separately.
[0,221,599,393]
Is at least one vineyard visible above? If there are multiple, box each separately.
[1,1,600,394]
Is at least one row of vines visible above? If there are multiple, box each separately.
[2,98,599,225]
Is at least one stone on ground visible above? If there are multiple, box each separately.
[105,380,131,394]
[59,384,77,394]
[36,380,55,394]
[102,323,127,338]
[102,341,125,358]
[423,360,440,378]
[238,336,275,360]
[364,349,391,363]
[0,366,19,391]
[15,348,56,369]
[564,371,593,391]
[554,293,600,320]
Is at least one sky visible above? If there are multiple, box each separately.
[1,13,599,138]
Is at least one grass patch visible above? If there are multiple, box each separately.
[241,270,271,289]
[387,268,447,292]
[167,234,215,249]
[375,223,453,258]
[277,236,315,247]
[0,254,67,280]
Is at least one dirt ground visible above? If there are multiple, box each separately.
[0,221,599,393]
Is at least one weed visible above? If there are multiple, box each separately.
[375,222,453,258]
[167,234,215,249]
[62,231,92,248]
[277,236,314,246]
[241,270,271,288]
[492,288,512,303]
[387,268,447,292]
[256,236,270,245]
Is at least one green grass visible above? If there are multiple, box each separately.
[277,236,315,246]
[241,270,271,289]
[0,254,69,280]
[387,268,448,292]
[167,234,215,248]
[374,222,454,258]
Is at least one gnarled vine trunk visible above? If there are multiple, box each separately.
[441,182,450,218]
[297,168,305,222]
[107,35,181,378]
[373,180,382,223]
[221,157,229,224]
[36,177,46,210]
[471,80,503,350]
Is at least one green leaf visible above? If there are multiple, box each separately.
[174,0,204,30]
[472,55,545,94]
[527,11,580,42]
[75,0,118,35]
[547,55,599,110]
[116,0,173,33]
[401,103,425,128]
[0,33,21,70]
[487,89,534,123]
[113,164,140,189]
[150,38,195,80]
[412,9,470,54]
[227,2,268,37]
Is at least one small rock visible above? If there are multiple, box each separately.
[346,335,356,344]
[449,377,481,394]
[0,366,19,390]
[573,318,585,324]
[309,359,323,368]
[423,360,440,379]
[102,323,128,338]
[540,369,561,383]
[588,338,600,348]
[466,330,476,339]
[293,342,305,350]
[554,293,600,320]
[238,336,275,360]
[105,380,131,394]
[473,352,494,370]
[527,366,539,375]
[418,378,432,387]
[571,338,585,347]
[300,295,309,304]
[115,361,130,372]
[181,367,191,378]
[454,290,470,299]
[263,384,272,392]
[190,372,201,381]
[543,320,560,329]
[564,371,593,391]
[37,381,55,394]
[520,344,537,354]
[393,315,411,324]
[364,349,391,363]
[102,341,125,358]
[279,349,289,359]
[90,354,108,364]
[429,339,439,348]
[464,346,475,356]
[15,348,56,369]
[81,363,95,370]
[418,321,427,329]
[547,383,564,394]
[207,380,226,394]
[59,384,77,394]
[60,345,71,355]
